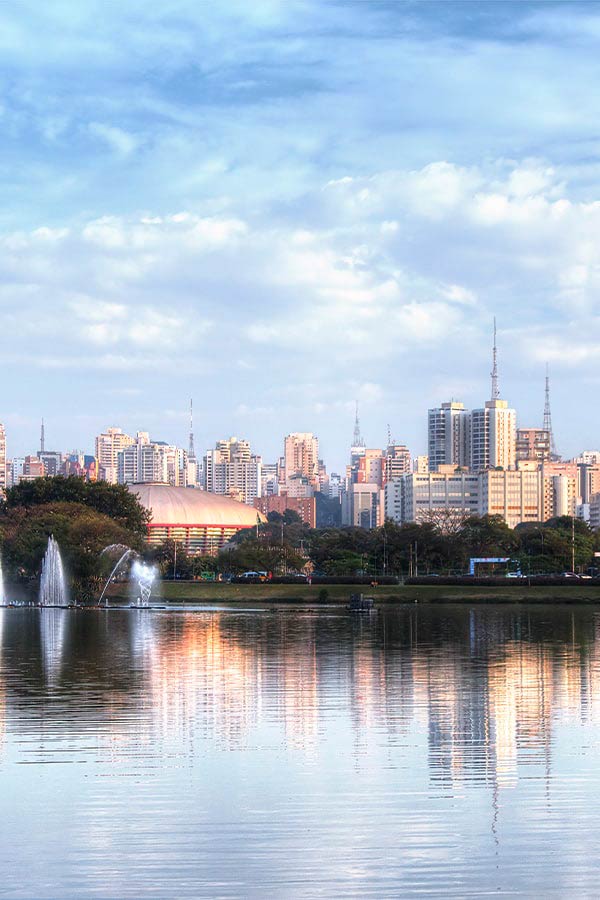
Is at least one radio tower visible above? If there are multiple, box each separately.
[543,364,557,458]
[353,401,365,448]
[188,399,196,461]
[490,317,500,400]
[40,418,45,453]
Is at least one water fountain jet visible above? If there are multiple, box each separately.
[39,536,69,607]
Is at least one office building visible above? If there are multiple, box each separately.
[479,469,541,528]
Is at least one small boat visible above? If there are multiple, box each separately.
[347,593,375,612]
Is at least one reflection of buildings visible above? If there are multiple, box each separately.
[1,606,600,799]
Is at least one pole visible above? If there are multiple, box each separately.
[572,514,576,573]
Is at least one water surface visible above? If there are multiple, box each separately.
[0,604,599,897]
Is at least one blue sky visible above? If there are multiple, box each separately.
[2,0,600,468]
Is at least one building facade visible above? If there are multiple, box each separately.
[428,402,470,471]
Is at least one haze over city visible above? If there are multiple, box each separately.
[3,1,600,467]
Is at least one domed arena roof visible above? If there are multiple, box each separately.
[129,483,266,528]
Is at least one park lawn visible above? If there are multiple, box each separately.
[109,580,600,604]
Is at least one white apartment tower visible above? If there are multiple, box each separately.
[204,437,262,505]
[96,427,134,484]
[428,402,470,470]
[469,321,516,471]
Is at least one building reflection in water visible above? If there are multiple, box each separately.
[0,606,599,792]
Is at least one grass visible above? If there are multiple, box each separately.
[109,581,600,604]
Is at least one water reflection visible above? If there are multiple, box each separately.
[0,605,599,896]
[1,606,598,782]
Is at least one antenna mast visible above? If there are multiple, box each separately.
[353,400,365,448]
[40,418,45,453]
[490,317,500,400]
[188,399,196,460]
[543,364,557,458]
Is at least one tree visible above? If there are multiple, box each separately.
[0,501,143,601]
[5,476,150,538]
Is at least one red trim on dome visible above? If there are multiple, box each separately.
[147,523,251,529]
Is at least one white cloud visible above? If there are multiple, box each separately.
[88,122,139,158]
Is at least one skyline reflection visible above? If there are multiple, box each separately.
[0,605,598,792]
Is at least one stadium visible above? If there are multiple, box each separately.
[129,483,266,555]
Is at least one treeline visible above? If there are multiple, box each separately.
[161,510,600,579]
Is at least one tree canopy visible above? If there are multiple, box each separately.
[5,476,150,538]
[0,501,143,600]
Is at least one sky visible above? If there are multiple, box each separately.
[2,0,600,470]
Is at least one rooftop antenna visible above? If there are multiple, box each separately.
[543,363,557,458]
[188,399,196,460]
[491,317,500,400]
[40,418,45,453]
[353,400,365,448]
[387,423,392,448]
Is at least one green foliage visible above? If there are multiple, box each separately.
[218,535,306,575]
[0,501,142,600]
[5,476,150,538]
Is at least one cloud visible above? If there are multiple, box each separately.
[88,122,139,158]
[2,2,600,461]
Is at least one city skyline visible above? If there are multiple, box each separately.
[0,349,577,475]
[1,2,600,465]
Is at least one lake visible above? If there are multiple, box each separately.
[0,603,599,897]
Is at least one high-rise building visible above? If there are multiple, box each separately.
[22,455,45,480]
[96,428,134,483]
[470,400,517,471]
[0,424,6,492]
[118,432,169,485]
[516,428,551,464]
[469,322,516,471]
[341,482,382,528]
[283,432,319,489]
[357,449,385,487]
[254,495,316,528]
[540,462,579,520]
[391,471,479,526]
[479,469,541,528]
[428,402,470,470]
[204,437,262,505]
[9,457,24,487]
[385,444,412,482]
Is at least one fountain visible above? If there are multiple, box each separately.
[99,545,135,607]
[130,559,158,607]
[39,535,69,607]
[0,555,5,606]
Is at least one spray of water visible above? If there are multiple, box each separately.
[39,536,69,607]
[0,555,5,606]
[99,547,134,607]
[130,560,158,607]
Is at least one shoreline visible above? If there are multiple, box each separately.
[103,582,600,605]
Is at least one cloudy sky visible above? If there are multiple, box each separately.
[2,0,600,469]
